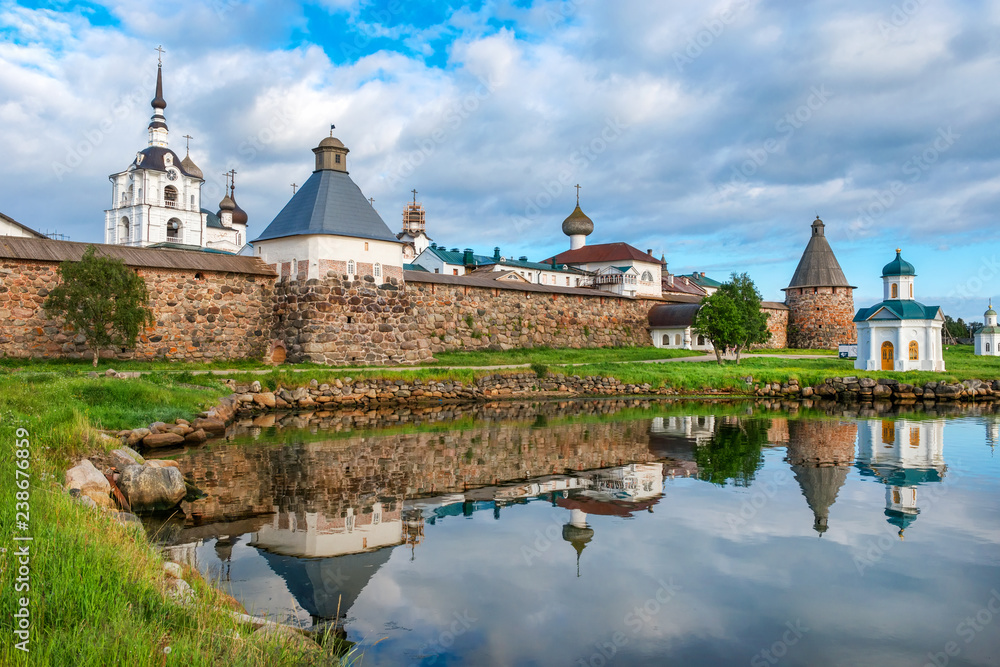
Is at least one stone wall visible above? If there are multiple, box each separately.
[273,275,433,365]
[762,305,789,348]
[0,259,275,361]
[407,278,656,353]
[785,287,856,349]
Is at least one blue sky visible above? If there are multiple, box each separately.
[0,0,998,320]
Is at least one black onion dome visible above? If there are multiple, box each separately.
[562,205,594,237]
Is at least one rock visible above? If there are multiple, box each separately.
[250,380,262,393]
[110,511,142,530]
[184,429,208,444]
[859,377,877,388]
[119,464,186,511]
[105,369,117,377]
[126,428,150,447]
[166,577,195,605]
[77,495,98,510]
[252,392,276,408]
[146,459,180,469]
[192,417,226,434]
[801,386,814,398]
[873,385,893,398]
[142,432,185,449]
[163,562,184,579]
[65,459,111,508]
[109,448,142,469]
[148,421,168,434]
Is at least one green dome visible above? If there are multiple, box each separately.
[986,302,996,318]
[881,249,915,277]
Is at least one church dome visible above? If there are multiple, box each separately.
[881,249,916,277]
[562,205,594,237]
[218,195,236,213]
[231,201,248,226]
[318,136,345,149]
[986,302,997,318]
[181,155,203,179]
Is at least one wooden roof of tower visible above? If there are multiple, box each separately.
[784,217,856,290]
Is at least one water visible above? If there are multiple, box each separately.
[153,400,1000,666]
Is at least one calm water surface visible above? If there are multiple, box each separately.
[154,401,1000,666]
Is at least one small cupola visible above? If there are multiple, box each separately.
[882,249,917,301]
[562,186,593,250]
[313,126,349,173]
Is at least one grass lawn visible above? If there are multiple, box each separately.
[0,372,353,666]
[428,345,705,367]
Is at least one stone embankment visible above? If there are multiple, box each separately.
[754,376,1000,402]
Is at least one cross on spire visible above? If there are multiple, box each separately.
[223,171,230,191]
[291,182,297,194]
[228,168,237,196]
[574,184,581,205]
[411,188,418,205]
[182,134,193,156]
[155,45,165,65]
[369,197,375,206]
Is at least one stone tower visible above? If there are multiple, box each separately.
[783,217,857,349]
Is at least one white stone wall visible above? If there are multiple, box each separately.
[855,319,945,371]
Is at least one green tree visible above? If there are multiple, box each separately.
[694,272,770,364]
[695,418,770,487]
[44,245,154,366]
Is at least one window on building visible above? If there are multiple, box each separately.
[335,154,341,164]
[190,194,195,208]
[566,277,570,286]
[291,259,297,277]
[674,334,681,345]
[434,268,439,273]
[698,335,706,346]
[236,233,241,246]
[641,270,653,282]
[364,241,369,251]
[374,262,382,279]
[909,283,913,298]
[166,218,181,241]
[891,283,899,298]
[662,334,670,346]
[119,217,129,244]
[347,259,356,275]
[453,269,459,275]
[987,343,991,352]
[909,340,918,360]
[164,185,178,209]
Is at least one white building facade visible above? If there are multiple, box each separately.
[854,250,945,372]
[974,302,999,356]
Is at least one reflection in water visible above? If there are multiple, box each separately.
[857,419,947,537]
[151,401,1000,665]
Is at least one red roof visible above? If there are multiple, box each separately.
[544,242,660,265]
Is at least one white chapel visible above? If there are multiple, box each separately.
[975,301,999,356]
[853,250,945,372]
[104,53,247,253]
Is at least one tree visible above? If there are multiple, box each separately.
[44,245,154,366]
[694,272,771,365]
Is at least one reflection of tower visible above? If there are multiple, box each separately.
[786,420,856,534]
[215,535,234,581]
[562,509,594,578]
[403,509,425,561]
[856,419,947,537]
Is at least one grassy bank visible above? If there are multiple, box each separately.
[429,345,703,366]
[0,372,353,665]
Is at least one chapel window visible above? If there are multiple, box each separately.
[891,283,899,298]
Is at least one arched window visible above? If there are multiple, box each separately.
[374,263,382,279]
[988,343,992,352]
[347,259,356,275]
[119,216,129,244]
[674,334,681,345]
[909,283,913,298]
[164,185,178,208]
[909,340,919,360]
[166,218,181,241]
[641,270,653,282]
[662,334,670,346]
[124,184,133,204]
[891,283,898,298]
[236,233,241,246]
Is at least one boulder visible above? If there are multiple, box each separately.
[192,417,226,434]
[252,392,276,409]
[163,562,184,579]
[253,624,319,652]
[146,459,180,469]
[119,464,186,511]
[142,432,185,449]
[126,428,150,447]
[109,448,143,469]
[64,459,111,508]
[184,429,208,444]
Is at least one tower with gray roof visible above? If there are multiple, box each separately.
[782,216,857,349]
[253,131,404,282]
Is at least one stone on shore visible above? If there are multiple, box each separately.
[65,459,112,508]
[142,432,185,449]
[119,464,186,511]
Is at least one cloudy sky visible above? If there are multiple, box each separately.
[1,0,998,319]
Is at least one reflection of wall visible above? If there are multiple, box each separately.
[786,420,857,466]
[179,417,658,526]
[857,419,945,470]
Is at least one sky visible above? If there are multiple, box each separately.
[0,0,998,321]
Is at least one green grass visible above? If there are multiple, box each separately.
[554,346,1000,392]
[0,373,356,666]
[750,348,838,355]
[428,345,705,367]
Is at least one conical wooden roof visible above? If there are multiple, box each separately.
[784,217,855,289]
